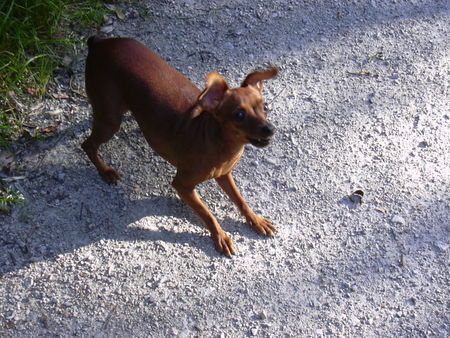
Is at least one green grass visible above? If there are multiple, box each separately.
[0,0,107,148]
[0,0,110,213]
[0,179,25,214]
[0,0,151,212]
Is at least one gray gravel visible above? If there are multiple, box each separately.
[1,0,449,336]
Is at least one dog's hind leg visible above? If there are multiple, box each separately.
[82,103,125,184]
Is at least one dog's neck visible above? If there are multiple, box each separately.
[193,109,244,149]
[172,108,245,168]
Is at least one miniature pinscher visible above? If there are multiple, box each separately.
[82,36,278,256]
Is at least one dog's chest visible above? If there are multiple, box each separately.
[207,148,244,179]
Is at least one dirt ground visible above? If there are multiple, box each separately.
[1,0,449,336]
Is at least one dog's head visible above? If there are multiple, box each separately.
[194,67,278,148]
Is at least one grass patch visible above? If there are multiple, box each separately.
[0,0,151,213]
[0,180,24,214]
[0,0,107,147]
[0,0,110,214]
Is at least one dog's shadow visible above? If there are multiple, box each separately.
[3,164,269,274]
[1,197,225,275]
[1,119,269,273]
[98,191,262,253]
[76,180,241,254]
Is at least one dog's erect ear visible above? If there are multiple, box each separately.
[195,72,229,115]
[241,67,278,92]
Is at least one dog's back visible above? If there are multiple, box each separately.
[85,36,200,162]
[86,36,200,113]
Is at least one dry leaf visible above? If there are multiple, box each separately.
[52,92,70,99]
[26,87,38,96]
[115,8,125,20]
[374,207,388,214]
[0,152,14,169]
[104,4,116,10]
[349,189,364,204]
[40,126,58,134]
[104,3,125,20]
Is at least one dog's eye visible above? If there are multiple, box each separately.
[263,103,269,112]
[235,110,246,121]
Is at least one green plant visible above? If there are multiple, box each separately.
[0,180,24,214]
[0,0,107,147]
[0,0,109,213]
[69,0,107,25]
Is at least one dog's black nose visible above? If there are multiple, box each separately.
[261,123,275,138]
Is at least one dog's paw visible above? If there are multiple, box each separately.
[246,214,276,237]
[213,232,236,257]
[100,167,122,184]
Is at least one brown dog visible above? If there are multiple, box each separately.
[82,36,277,256]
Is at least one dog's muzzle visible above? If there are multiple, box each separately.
[248,123,275,148]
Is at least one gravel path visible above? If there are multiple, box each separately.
[1,0,449,336]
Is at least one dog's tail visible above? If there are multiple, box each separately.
[87,35,103,50]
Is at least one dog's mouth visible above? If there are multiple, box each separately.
[248,137,272,148]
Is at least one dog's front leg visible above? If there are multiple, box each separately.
[216,173,276,237]
[172,177,235,257]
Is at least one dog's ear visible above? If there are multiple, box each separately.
[241,67,278,92]
[195,72,229,115]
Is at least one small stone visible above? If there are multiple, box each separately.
[101,13,112,24]
[391,215,406,225]
[62,56,72,66]
[265,156,277,166]
[435,241,449,252]
[127,8,139,19]
[23,277,33,289]
[56,172,65,183]
[223,42,234,50]
[47,108,62,116]
[418,141,429,148]
[350,314,360,325]
[178,329,190,338]
[374,126,383,134]
[291,135,298,145]
[258,310,268,320]
[250,327,258,336]
[100,25,114,33]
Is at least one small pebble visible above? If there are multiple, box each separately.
[258,310,268,320]
[56,172,65,183]
[100,25,114,33]
[23,277,33,289]
[350,314,360,325]
[435,241,449,252]
[391,215,406,225]
[47,108,62,116]
[62,56,72,66]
